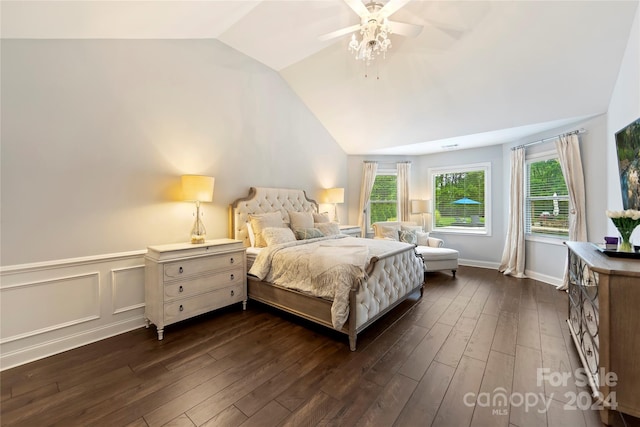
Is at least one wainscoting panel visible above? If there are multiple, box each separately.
[111,265,145,315]
[0,250,147,370]
[0,272,100,341]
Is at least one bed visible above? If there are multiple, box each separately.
[229,187,424,350]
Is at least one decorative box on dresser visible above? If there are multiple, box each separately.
[145,238,246,340]
[565,241,640,425]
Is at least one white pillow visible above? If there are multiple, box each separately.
[401,225,423,233]
[313,212,331,223]
[288,211,314,231]
[262,227,296,246]
[378,224,400,240]
[315,222,340,236]
[249,212,283,248]
[416,231,430,246]
[246,222,255,247]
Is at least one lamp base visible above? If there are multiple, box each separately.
[190,202,206,244]
[191,235,206,244]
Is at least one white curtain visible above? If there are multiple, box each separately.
[499,147,526,278]
[397,162,411,222]
[556,134,587,290]
[358,161,378,237]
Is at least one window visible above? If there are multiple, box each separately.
[430,163,491,235]
[525,152,569,239]
[368,171,397,226]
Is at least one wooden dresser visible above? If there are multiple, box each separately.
[565,241,640,425]
[144,239,246,340]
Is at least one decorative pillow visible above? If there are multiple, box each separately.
[378,224,400,240]
[399,229,417,245]
[401,225,423,233]
[313,212,331,223]
[294,228,324,240]
[416,231,430,246]
[315,222,340,236]
[288,211,314,231]
[249,212,283,248]
[262,227,296,246]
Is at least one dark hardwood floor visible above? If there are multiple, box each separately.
[2,266,639,427]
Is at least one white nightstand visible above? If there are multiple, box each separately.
[144,238,246,340]
[339,225,361,237]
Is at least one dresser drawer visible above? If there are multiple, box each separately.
[164,283,245,324]
[164,251,243,280]
[164,267,244,300]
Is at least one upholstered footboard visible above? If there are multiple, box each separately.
[352,246,424,349]
[247,245,423,351]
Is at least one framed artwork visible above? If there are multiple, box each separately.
[615,118,640,210]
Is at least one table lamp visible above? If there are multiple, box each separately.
[411,199,432,231]
[325,187,345,223]
[181,175,215,244]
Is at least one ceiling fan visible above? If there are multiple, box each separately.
[320,0,423,63]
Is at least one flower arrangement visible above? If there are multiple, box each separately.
[606,209,640,252]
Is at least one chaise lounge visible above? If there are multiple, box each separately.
[371,221,459,277]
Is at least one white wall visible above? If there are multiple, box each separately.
[0,39,347,369]
[607,5,640,243]
[1,39,347,266]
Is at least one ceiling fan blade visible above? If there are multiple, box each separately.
[344,0,368,17]
[425,17,466,39]
[378,0,411,18]
[387,20,423,38]
[319,24,361,41]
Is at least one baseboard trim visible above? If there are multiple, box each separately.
[0,316,146,371]
[524,269,563,287]
[458,259,500,270]
[458,259,562,287]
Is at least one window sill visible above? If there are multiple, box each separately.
[432,228,491,237]
[525,234,567,246]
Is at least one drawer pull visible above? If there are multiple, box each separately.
[230,257,235,264]
[230,274,234,280]
[230,290,235,297]
[179,285,184,293]
[179,267,183,274]
[179,305,184,312]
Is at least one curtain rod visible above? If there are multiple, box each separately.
[511,128,587,151]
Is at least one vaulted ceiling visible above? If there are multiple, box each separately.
[2,0,638,154]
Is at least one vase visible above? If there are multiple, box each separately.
[619,236,633,252]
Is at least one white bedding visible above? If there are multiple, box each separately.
[248,235,414,329]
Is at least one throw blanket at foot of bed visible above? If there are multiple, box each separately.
[248,235,420,330]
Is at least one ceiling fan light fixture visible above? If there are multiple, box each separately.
[348,17,392,64]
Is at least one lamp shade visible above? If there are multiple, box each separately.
[326,187,345,204]
[181,175,214,202]
[411,199,432,214]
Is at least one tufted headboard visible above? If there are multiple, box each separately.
[229,187,319,247]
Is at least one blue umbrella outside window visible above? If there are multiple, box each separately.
[452,197,481,224]
[453,197,481,205]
